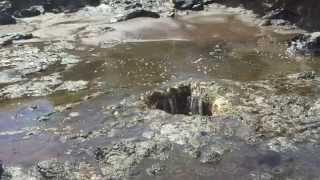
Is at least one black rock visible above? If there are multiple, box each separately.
[173,0,204,11]
[0,1,12,14]
[0,160,4,178]
[264,8,299,23]
[87,0,101,6]
[120,9,160,21]
[0,13,16,25]
[14,6,44,18]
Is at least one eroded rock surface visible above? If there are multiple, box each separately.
[0,42,88,100]
[66,72,320,179]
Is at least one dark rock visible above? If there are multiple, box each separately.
[173,0,204,10]
[87,0,101,6]
[9,0,100,14]
[211,0,320,31]
[120,9,160,21]
[260,8,299,26]
[296,71,316,80]
[0,13,15,25]
[263,8,299,23]
[100,26,116,32]
[0,160,4,178]
[0,1,12,14]
[288,32,320,56]
[14,6,44,18]
[0,33,33,46]
[94,147,107,160]
[124,2,142,10]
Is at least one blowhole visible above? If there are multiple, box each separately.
[145,85,213,116]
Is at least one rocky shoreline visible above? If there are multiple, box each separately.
[1,0,320,180]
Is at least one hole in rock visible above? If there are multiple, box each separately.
[146,85,212,116]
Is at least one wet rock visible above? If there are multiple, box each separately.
[0,33,33,46]
[95,140,172,179]
[0,70,25,84]
[263,8,299,24]
[173,0,204,10]
[0,45,52,76]
[14,6,44,18]
[266,137,297,152]
[73,74,320,178]
[97,141,142,178]
[288,32,320,56]
[9,78,88,99]
[124,2,142,10]
[257,151,281,167]
[211,0,320,31]
[0,43,85,99]
[37,112,55,122]
[146,163,165,176]
[119,9,160,21]
[94,147,107,160]
[96,0,173,21]
[8,0,101,14]
[37,159,75,179]
[199,143,229,164]
[55,81,88,92]
[0,13,15,25]
[200,149,222,164]
[0,73,63,100]
[1,167,32,180]
[288,71,316,80]
[0,1,12,13]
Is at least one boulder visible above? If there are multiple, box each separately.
[14,6,44,18]
[263,8,299,23]
[119,9,160,21]
[37,159,67,179]
[173,0,204,11]
[0,13,16,25]
[0,1,12,13]
[8,0,100,14]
